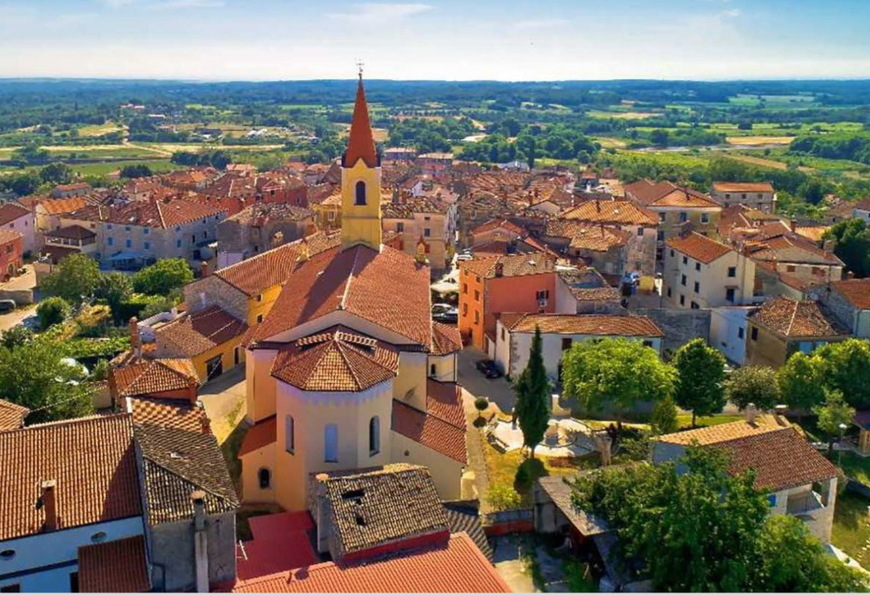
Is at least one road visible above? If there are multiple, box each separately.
[0,305,37,333]
[457,347,516,414]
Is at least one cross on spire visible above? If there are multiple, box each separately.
[356,60,365,80]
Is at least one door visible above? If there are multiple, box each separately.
[206,355,223,380]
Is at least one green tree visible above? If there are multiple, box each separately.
[823,218,870,278]
[37,297,71,330]
[725,366,781,411]
[814,339,870,409]
[814,388,855,453]
[650,394,679,434]
[95,272,133,323]
[649,129,670,147]
[777,351,826,413]
[0,325,33,350]
[40,253,102,303]
[40,162,73,185]
[514,327,550,457]
[132,258,193,296]
[561,338,675,425]
[119,164,153,179]
[672,338,727,426]
[11,144,50,165]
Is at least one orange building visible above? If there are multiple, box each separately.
[458,252,557,353]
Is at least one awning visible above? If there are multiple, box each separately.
[109,251,147,261]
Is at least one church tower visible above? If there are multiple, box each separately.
[340,70,382,250]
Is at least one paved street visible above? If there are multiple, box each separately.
[199,365,247,441]
[0,304,37,333]
[457,347,516,413]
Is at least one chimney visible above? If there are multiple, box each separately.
[314,473,330,554]
[789,219,796,234]
[596,201,601,213]
[200,261,209,278]
[298,237,310,262]
[191,491,209,593]
[745,403,758,425]
[494,262,504,278]
[40,480,58,532]
[186,376,198,404]
[197,402,211,434]
[271,231,284,248]
[129,317,141,358]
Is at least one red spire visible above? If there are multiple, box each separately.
[342,73,379,168]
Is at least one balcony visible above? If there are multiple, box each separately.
[786,491,826,515]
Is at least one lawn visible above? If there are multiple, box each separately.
[832,492,870,568]
[675,413,745,429]
[71,159,179,177]
[836,452,870,486]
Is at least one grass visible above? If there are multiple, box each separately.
[77,122,124,137]
[564,559,599,592]
[71,159,179,176]
[674,413,745,429]
[837,452,870,486]
[832,492,870,568]
[726,136,794,146]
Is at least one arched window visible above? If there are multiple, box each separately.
[285,416,295,454]
[430,363,437,377]
[324,424,339,463]
[258,468,271,489]
[369,416,380,456]
[355,181,366,206]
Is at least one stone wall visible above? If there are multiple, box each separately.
[634,307,711,354]
[183,276,248,321]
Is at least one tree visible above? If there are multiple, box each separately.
[40,162,73,185]
[650,395,678,434]
[119,164,153,179]
[561,338,675,425]
[672,338,727,426]
[11,144,50,165]
[0,325,33,350]
[513,327,550,457]
[725,366,780,411]
[814,389,855,453]
[132,258,193,296]
[95,272,133,323]
[823,219,870,278]
[37,297,71,330]
[813,339,870,409]
[777,352,826,413]
[40,253,102,303]
[649,129,670,147]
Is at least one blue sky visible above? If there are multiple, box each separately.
[1,0,868,80]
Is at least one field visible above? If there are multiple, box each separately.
[587,110,660,120]
[725,136,794,146]
[71,159,178,176]
[77,122,125,137]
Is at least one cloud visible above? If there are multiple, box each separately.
[512,18,569,31]
[329,3,433,23]
[99,0,224,8]
[720,8,741,17]
[99,0,136,7]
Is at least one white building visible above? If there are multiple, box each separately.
[709,306,755,365]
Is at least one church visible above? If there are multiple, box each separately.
[237,74,467,511]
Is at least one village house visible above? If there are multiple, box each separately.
[0,202,34,254]
[50,182,91,199]
[851,198,870,224]
[381,194,457,273]
[809,278,870,338]
[494,313,663,381]
[416,152,454,176]
[709,306,757,366]
[383,147,417,162]
[41,225,98,264]
[0,230,24,281]
[32,196,89,239]
[553,267,624,315]
[745,296,850,368]
[744,232,844,288]
[470,218,529,247]
[541,219,632,276]
[711,181,776,213]
[653,410,839,542]
[662,232,756,309]
[216,203,315,269]
[198,171,308,216]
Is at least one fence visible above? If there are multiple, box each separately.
[481,507,534,536]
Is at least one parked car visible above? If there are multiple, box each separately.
[0,299,16,313]
[456,252,473,262]
[435,309,458,324]
[476,359,502,379]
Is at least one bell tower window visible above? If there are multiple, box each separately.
[355,181,366,206]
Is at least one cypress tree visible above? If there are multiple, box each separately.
[514,326,550,458]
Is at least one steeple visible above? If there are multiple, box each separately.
[342,68,379,169]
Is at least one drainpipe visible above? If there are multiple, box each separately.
[191,491,208,593]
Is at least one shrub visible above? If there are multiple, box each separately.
[486,482,523,511]
[474,396,489,412]
[37,297,71,330]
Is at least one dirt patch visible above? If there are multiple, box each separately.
[726,136,794,146]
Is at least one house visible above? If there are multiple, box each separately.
[310,188,343,231]
[711,182,776,213]
[852,199,870,224]
[0,202,34,254]
[470,218,529,247]
[108,350,200,409]
[383,147,417,162]
[744,232,844,288]
[381,194,457,273]
[0,398,29,431]
[0,230,23,282]
[458,252,558,352]
[663,232,756,309]
[554,268,624,315]
[235,75,467,511]
[494,313,663,382]
[709,306,756,365]
[216,203,315,269]
[745,296,850,368]
[41,225,98,262]
[809,278,870,338]
[541,219,632,275]
[50,182,92,199]
[653,410,839,542]
[33,196,88,238]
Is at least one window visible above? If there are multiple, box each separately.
[328,211,336,222]
[125,239,132,248]
[355,181,366,205]
[637,228,643,237]
[657,231,665,241]
[700,213,710,224]
[474,290,480,301]
[462,304,468,316]
[107,237,114,246]
[738,327,745,339]
[501,327,505,341]
[725,193,731,200]
[726,288,736,303]
[256,314,263,324]
[741,193,747,200]
[642,340,654,348]
[667,287,672,298]
[682,256,688,265]
[107,224,113,230]
[125,225,131,232]
[680,274,687,286]
[396,222,404,233]
[536,290,550,300]
[695,262,701,272]
[285,416,295,453]
[144,241,150,250]
[659,212,666,223]
[693,281,700,293]
[258,468,271,489]
[670,249,675,258]
[767,494,777,507]
[462,283,468,294]
[751,327,758,341]
[424,228,431,237]
[679,295,685,306]
[430,363,437,376]
[561,338,573,351]
[473,311,480,324]
[690,301,699,309]
[256,294,263,302]
[143,228,149,235]
[203,230,208,239]
[324,424,339,462]
[727,266,736,278]
[679,212,688,223]
[369,416,380,455]
[176,239,182,248]
[786,265,796,273]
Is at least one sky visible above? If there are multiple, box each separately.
[1,0,869,81]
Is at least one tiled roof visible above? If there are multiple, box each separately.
[546,220,631,252]
[431,321,462,356]
[658,414,790,446]
[111,358,199,398]
[392,400,467,464]
[666,232,733,264]
[832,279,870,310]
[228,533,510,593]
[136,423,239,524]
[472,218,528,237]
[239,416,276,457]
[426,379,466,429]
[128,397,208,434]
[746,234,842,266]
[712,182,775,193]
[0,229,22,245]
[572,287,621,302]
[626,180,721,209]
[561,200,657,226]
[505,313,663,337]
[249,244,432,348]
[271,327,400,392]
[749,297,848,338]
[214,230,341,296]
[537,475,610,536]
[459,252,556,279]
[316,464,448,558]
[78,536,150,593]
[38,196,88,215]
[382,196,449,219]
[0,398,29,431]
[157,305,248,357]
[0,202,29,225]
[0,414,141,540]
[443,503,493,561]
[45,224,96,240]
[794,225,829,243]
[226,203,314,225]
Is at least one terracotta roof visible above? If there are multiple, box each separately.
[626,180,721,209]
[229,533,510,593]
[111,358,199,398]
[0,229,22,245]
[271,327,400,392]
[537,475,610,536]
[712,182,775,193]
[572,287,621,302]
[342,77,378,169]
[472,218,528,237]
[431,321,462,356]
[0,202,29,226]
[546,220,631,252]
[794,225,829,243]
[832,279,870,310]
[316,464,449,559]
[78,535,150,593]
[443,503,493,561]
[214,230,341,296]
[459,252,556,280]
[249,244,432,348]
[0,398,29,431]
[38,196,88,215]
[749,297,848,338]
[425,379,466,429]
[239,416,276,457]
[69,198,226,229]
[561,200,657,226]
[128,397,208,434]
[45,224,96,241]
[505,313,663,337]
[658,414,790,446]
[745,233,842,266]
[157,305,248,357]
[392,400,466,464]
[666,232,733,264]
[0,414,141,540]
